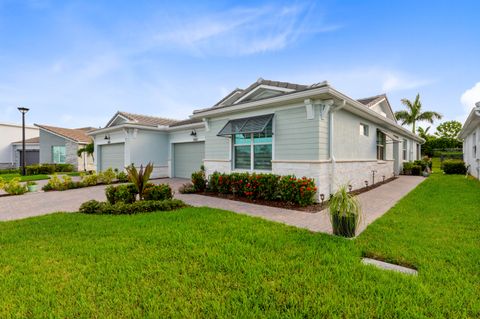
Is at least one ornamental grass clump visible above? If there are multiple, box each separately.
[329,185,361,238]
[126,163,153,200]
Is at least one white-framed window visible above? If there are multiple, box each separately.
[376,130,386,160]
[52,146,66,164]
[359,123,369,136]
[233,120,273,170]
[403,139,408,160]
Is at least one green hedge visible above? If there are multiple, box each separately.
[26,163,75,175]
[443,160,467,175]
[105,184,138,204]
[206,172,317,206]
[79,199,186,215]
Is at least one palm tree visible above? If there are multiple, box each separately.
[394,94,442,133]
[417,126,431,140]
[77,142,94,171]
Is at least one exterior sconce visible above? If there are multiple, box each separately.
[348,185,352,192]
[190,129,197,137]
[104,134,111,144]
[320,193,325,205]
[364,180,368,188]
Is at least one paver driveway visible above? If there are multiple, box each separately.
[0,176,425,236]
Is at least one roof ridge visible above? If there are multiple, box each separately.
[118,111,179,123]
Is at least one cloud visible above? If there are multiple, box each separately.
[151,3,340,56]
[458,82,480,123]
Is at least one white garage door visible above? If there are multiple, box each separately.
[174,142,205,178]
[100,143,125,171]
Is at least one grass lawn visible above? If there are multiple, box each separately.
[0,173,50,182]
[431,157,442,172]
[0,174,478,317]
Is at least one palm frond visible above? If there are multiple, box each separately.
[417,111,443,123]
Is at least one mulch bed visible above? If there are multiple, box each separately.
[194,176,399,213]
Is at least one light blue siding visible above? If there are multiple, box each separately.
[39,130,67,163]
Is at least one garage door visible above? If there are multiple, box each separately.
[100,143,125,171]
[174,142,205,178]
[19,150,39,166]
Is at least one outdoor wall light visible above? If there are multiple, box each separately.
[320,193,325,205]
[104,134,110,140]
[364,180,369,187]
[348,185,352,192]
[190,129,197,137]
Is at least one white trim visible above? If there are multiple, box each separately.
[234,84,295,104]
[105,113,131,128]
[204,159,230,162]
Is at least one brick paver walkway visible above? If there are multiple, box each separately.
[0,176,425,236]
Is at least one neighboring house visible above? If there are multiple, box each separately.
[35,124,95,171]
[90,79,423,196]
[89,111,204,179]
[458,102,480,179]
[190,78,423,196]
[11,136,40,168]
[0,122,39,169]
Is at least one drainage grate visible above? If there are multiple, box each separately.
[362,258,418,275]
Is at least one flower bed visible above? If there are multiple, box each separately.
[192,171,318,208]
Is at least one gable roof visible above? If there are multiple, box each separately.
[106,111,179,128]
[357,94,387,107]
[35,124,93,144]
[458,102,480,139]
[12,136,40,144]
[198,78,313,114]
[168,117,203,127]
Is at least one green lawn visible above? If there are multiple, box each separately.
[0,173,50,182]
[0,174,478,317]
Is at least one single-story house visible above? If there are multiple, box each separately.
[0,122,39,169]
[35,124,95,171]
[88,111,204,178]
[458,102,480,179]
[90,78,423,196]
[11,136,40,168]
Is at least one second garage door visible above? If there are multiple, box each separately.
[174,142,205,178]
[100,143,125,171]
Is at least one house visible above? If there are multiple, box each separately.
[11,136,40,168]
[191,78,423,196]
[35,124,95,171]
[0,122,39,169]
[90,78,423,196]
[88,111,204,178]
[458,102,480,179]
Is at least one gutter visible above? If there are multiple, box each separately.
[329,99,346,195]
[87,123,170,135]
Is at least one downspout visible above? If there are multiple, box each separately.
[329,99,346,195]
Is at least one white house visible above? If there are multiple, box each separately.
[458,102,480,179]
[0,122,39,169]
[90,78,423,197]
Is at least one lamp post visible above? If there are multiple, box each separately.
[17,107,29,176]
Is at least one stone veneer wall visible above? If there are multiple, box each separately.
[204,159,395,200]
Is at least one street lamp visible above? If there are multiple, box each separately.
[17,107,29,176]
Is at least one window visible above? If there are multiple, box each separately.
[233,119,273,170]
[376,130,386,160]
[359,123,369,136]
[52,146,66,164]
[474,133,477,158]
[402,139,408,160]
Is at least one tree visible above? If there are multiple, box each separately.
[417,126,432,140]
[77,142,94,160]
[434,120,462,139]
[394,94,443,133]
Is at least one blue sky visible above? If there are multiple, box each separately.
[1,0,479,131]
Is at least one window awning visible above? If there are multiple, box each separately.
[379,128,402,143]
[217,114,273,136]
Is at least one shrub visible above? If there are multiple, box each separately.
[81,173,99,186]
[99,168,116,185]
[443,160,467,175]
[105,184,138,204]
[79,200,104,214]
[26,164,55,175]
[411,165,422,176]
[143,184,173,201]
[277,175,317,206]
[329,185,361,238]
[0,168,19,174]
[207,172,221,193]
[126,163,153,200]
[42,174,80,191]
[3,178,27,195]
[54,163,74,172]
[191,166,207,192]
[179,183,196,194]
[116,171,129,183]
[79,199,186,215]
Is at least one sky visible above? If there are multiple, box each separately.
[0,0,479,131]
